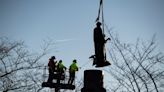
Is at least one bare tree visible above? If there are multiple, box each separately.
[0,37,53,92]
[106,31,164,92]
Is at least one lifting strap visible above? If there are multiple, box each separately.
[96,0,104,35]
[96,0,102,22]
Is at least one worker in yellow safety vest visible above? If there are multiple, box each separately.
[57,60,66,84]
[57,60,66,73]
[68,59,78,85]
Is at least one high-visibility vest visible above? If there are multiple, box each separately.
[69,62,78,73]
[57,62,66,72]
[58,63,65,69]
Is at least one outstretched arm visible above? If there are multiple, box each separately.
[105,37,111,43]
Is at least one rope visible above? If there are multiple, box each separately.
[95,0,106,37]
[96,0,102,22]
[101,0,105,35]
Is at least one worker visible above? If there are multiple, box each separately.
[68,59,79,85]
[57,60,67,73]
[93,22,111,67]
[57,60,67,84]
[47,56,57,83]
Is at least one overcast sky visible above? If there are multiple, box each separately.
[0,0,164,91]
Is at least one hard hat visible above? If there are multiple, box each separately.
[73,59,77,63]
[59,60,62,63]
[51,56,56,59]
